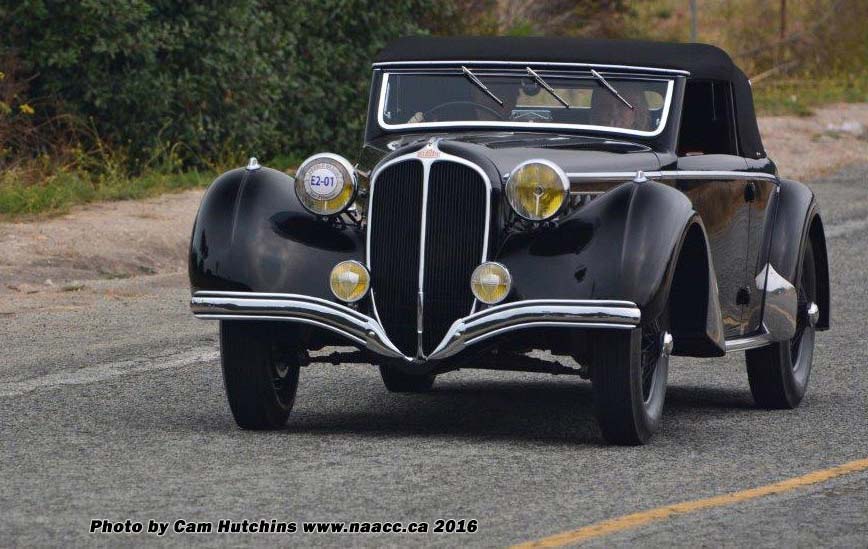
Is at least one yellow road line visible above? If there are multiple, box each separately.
[512,457,868,548]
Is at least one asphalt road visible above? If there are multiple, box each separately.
[1,165,867,548]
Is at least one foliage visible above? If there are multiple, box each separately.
[0,0,439,171]
[434,1,633,36]
[1,0,866,217]
[752,73,868,117]
[0,165,213,217]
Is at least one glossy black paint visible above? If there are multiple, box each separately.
[493,177,724,355]
[663,154,779,337]
[189,167,366,302]
[190,63,829,358]
[765,178,830,330]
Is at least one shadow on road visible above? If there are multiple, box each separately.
[111,360,766,443]
[277,379,758,444]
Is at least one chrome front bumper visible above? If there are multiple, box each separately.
[191,291,641,362]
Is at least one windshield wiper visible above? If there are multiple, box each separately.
[526,67,570,108]
[590,69,634,110]
[461,66,504,107]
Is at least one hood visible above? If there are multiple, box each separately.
[364,131,664,176]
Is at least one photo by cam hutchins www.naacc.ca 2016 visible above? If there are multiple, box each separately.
[188,36,830,445]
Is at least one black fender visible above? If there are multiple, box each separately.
[496,179,726,355]
[188,166,366,300]
[765,178,830,330]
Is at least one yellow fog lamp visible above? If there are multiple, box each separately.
[505,159,569,221]
[470,262,512,305]
[329,260,370,303]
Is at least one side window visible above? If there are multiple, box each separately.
[678,80,739,156]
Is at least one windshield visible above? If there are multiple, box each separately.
[378,68,674,137]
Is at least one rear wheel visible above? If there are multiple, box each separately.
[220,321,301,429]
[590,309,671,445]
[379,364,436,393]
[746,239,817,408]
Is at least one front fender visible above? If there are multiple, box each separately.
[496,180,723,339]
[188,166,365,299]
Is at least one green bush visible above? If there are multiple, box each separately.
[1,0,442,169]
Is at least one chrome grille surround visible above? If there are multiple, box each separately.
[366,140,492,361]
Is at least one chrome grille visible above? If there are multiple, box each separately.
[422,162,487,354]
[368,153,489,358]
[368,160,424,356]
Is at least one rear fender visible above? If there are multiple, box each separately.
[765,179,830,331]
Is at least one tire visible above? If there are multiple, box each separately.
[379,364,436,393]
[220,321,301,430]
[745,238,817,409]
[591,312,670,446]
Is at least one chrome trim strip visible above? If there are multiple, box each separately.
[377,73,675,138]
[416,155,431,358]
[428,299,641,360]
[366,140,492,360]
[565,170,779,182]
[372,60,691,76]
[661,170,779,181]
[192,292,641,363]
[725,332,771,352]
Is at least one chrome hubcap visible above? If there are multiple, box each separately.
[661,332,674,357]
[807,302,819,328]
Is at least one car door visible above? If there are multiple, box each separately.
[674,79,755,338]
[742,164,779,335]
[674,155,752,338]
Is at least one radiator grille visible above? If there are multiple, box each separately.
[422,162,487,354]
[368,157,488,358]
[368,160,423,356]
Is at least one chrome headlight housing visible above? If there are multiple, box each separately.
[505,159,569,221]
[329,260,370,303]
[470,262,512,305]
[295,153,358,216]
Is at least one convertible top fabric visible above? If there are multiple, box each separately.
[376,37,764,157]
[376,37,733,78]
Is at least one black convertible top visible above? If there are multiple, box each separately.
[376,36,734,79]
[376,37,765,157]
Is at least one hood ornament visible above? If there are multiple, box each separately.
[416,141,441,159]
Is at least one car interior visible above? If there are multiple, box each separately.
[678,79,740,156]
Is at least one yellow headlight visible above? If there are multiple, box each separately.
[506,159,569,221]
[295,153,358,216]
[329,260,370,303]
[470,262,512,305]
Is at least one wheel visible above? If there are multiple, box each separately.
[220,321,301,429]
[590,310,671,445]
[379,364,436,393]
[745,238,817,409]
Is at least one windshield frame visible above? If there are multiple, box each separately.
[375,66,676,138]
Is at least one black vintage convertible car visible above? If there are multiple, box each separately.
[189,37,830,444]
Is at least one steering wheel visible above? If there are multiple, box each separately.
[422,100,506,121]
